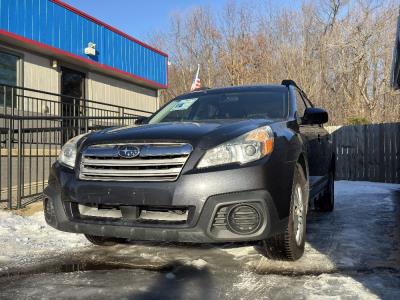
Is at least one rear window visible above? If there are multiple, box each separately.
[149,90,288,124]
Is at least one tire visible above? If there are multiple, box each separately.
[84,234,127,246]
[315,166,334,212]
[261,163,308,261]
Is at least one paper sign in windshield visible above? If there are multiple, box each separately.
[171,98,198,111]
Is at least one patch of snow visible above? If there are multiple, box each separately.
[137,252,165,263]
[234,272,380,299]
[0,210,89,269]
[234,271,266,293]
[221,246,255,259]
[188,258,208,269]
[302,274,379,300]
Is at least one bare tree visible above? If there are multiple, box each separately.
[150,0,399,125]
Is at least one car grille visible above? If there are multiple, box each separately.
[79,143,192,181]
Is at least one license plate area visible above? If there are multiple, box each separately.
[73,203,192,226]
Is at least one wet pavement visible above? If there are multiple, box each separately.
[0,181,399,299]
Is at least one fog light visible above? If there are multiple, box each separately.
[227,204,262,235]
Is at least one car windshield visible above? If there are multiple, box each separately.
[149,90,288,124]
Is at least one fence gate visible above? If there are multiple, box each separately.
[0,84,151,209]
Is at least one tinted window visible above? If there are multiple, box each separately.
[149,90,288,123]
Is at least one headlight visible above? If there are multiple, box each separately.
[57,133,87,168]
[197,126,274,169]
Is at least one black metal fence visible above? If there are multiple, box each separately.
[0,84,152,209]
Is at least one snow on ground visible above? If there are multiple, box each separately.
[0,210,89,270]
[0,180,399,271]
[233,271,380,300]
[0,180,399,299]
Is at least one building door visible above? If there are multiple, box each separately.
[60,67,85,143]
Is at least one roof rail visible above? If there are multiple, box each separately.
[281,79,310,100]
[192,86,211,92]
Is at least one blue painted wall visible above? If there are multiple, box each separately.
[0,0,167,87]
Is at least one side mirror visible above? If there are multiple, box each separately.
[135,116,148,125]
[302,107,328,125]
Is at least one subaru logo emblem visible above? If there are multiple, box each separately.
[118,145,140,159]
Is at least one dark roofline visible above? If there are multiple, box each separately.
[51,0,168,58]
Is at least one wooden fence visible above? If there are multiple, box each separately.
[327,123,400,183]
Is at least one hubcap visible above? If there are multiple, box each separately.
[293,184,304,246]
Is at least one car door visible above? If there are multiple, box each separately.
[302,97,332,185]
[294,89,324,190]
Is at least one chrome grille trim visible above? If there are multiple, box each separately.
[79,143,192,182]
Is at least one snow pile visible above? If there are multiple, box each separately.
[221,245,256,260]
[0,210,88,270]
[188,258,208,269]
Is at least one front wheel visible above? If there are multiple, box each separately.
[84,234,128,246]
[261,163,308,261]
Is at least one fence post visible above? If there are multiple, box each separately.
[7,117,12,209]
[76,98,81,136]
[6,86,15,209]
[85,115,89,132]
[16,118,23,209]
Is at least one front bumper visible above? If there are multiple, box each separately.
[44,159,293,243]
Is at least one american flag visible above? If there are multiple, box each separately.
[190,64,201,91]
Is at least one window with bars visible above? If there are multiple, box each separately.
[0,51,20,108]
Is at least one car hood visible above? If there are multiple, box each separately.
[84,119,273,149]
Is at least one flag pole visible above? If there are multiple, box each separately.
[191,64,201,91]
[194,64,200,81]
